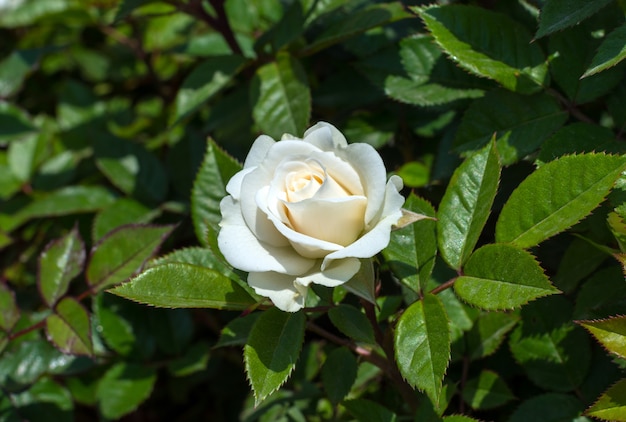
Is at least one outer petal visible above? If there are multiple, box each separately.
[225,167,254,200]
[304,122,348,148]
[322,176,404,269]
[218,196,315,274]
[297,257,361,288]
[244,134,275,169]
[248,271,308,312]
[337,143,387,226]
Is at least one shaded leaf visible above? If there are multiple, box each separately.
[384,194,437,293]
[496,154,626,248]
[455,244,558,311]
[509,296,591,392]
[0,49,42,98]
[215,312,261,348]
[394,293,450,405]
[92,198,157,241]
[166,341,210,377]
[243,308,305,405]
[87,224,174,291]
[173,55,245,125]
[0,282,19,332]
[10,378,73,422]
[584,23,626,77]
[416,5,548,93]
[509,393,585,422]
[536,0,613,38]
[438,141,500,270]
[454,89,567,165]
[343,398,398,422]
[578,315,626,359]
[462,370,515,410]
[328,304,376,345]
[45,297,93,356]
[111,263,256,310]
[38,226,85,307]
[321,347,357,404]
[250,52,310,139]
[466,311,519,360]
[96,363,157,420]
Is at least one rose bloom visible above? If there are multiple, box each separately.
[218,122,404,312]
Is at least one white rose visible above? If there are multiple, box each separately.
[218,122,404,312]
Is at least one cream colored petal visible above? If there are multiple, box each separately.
[218,196,315,274]
[243,134,275,169]
[248,271,308,312]
[304,122,348,148]
[322,177,404,269]
[225,167,254,200]
[256,190,342,258]
[283,196,367,246]
[336,143,387,226]
[296,257,361,288]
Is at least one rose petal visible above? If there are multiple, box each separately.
[247,271,308,312]
[337,143,387,226]
[244,134,275,169]
[257,188,343,258]
[225,167,254,200]
[299,257,361,287]
[218,196,315,274]
[283,196,367,246]
[322,177,404,269]
[304,122,348,148]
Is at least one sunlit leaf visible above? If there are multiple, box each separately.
[586,378,626,421]
[496,154,626,248]
[578,315,626,359]
[462,370,515,410]
[45,297,93,356]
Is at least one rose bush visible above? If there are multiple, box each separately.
[218,122,405,311]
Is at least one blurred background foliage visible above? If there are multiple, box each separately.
[1,0,626,420]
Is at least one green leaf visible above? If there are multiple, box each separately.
[384,194,437,293]
[110,263,256,310]
[94,135,168,204]
[438,141,500,270]
[87,224,174,291]
[172,55,245,125]
[303,2,410,56]
[496,154,626,248]
[10,378,73,422]
[0,282,19,332]
[215,312,261,348]
[92,198,157,241]
[191,139,241,247]
[416,5,548,93]
[113,0,160,23]
[96,363,157,420]
[537,123,623,166]
[166,341,211,377]
[583,24,626,77]
[384,76,484,107]
[7,133,46,182]
[394,293,450,406]
[509,393,585,422]
[45,297,93,356]
[454,89,567,165]
[466,311,519,360]
[321,347,357,404]
[548,14,625,104]
[462,370,515,410]
[586,378,626,421]
[341,257,377,305]
[0,102,37,142]
[7,186,116,232]
[250,52,310,139]
[38,226,85,307]
[243,308,305,405]
[454,244,559,311]
[328,304,376,345]
[509,296,591,392]
[578,315,626,359]
[535,0,613,38]
[343,398,398,422]
[0,49,42,98]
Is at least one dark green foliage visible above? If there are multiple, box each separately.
[1,0,626,420]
